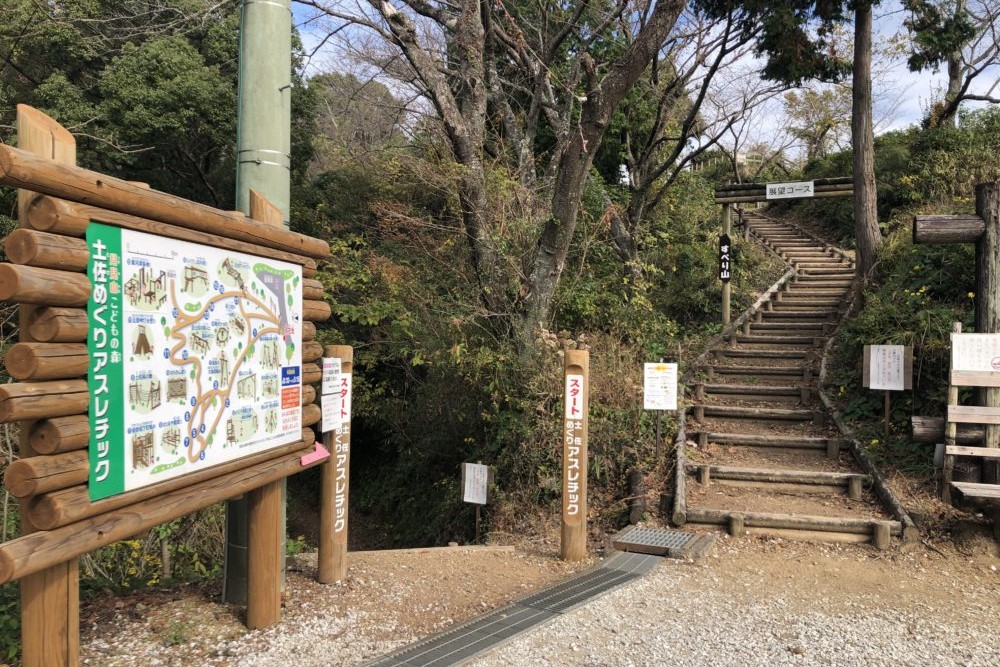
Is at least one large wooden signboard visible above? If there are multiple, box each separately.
[87,224,304,499]
[950,332,1000,386]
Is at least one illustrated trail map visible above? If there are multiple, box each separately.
[87,223,303,501]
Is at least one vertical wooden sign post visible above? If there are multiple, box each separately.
[720,205,733,326]
[561,349,589,561]
[319,345,353,583]
[16,104,80,667]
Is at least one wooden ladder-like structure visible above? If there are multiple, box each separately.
[682,214,900,546]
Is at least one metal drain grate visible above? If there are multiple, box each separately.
[612,525,716,559]
[360,551,661,667]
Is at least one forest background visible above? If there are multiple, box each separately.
[0,0,999,661]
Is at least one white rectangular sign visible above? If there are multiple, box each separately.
[321,357,341,396]
[322,392,342,434]
[86,223,303,500]
[951,333,1000,372]
[462,462,489,505]
[866,345,906,391]
[643,363,678,410]
[766,181,814,200]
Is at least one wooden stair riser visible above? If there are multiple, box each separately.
[712,349,808,360]
[693,383,810,404]
[691,404,825,424]
[692,431,838,455]
[682,509,897,548]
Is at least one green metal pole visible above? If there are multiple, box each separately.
[223,0,292,605]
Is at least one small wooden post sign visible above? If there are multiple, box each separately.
[863,345,913,438]
[643,362,678,411]
[319,345,352,584]
[461,462,494,542]
[561,349,589,561]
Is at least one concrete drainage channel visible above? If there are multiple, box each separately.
[361,528,713,667]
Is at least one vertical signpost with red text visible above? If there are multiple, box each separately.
[319,345,353,583]
[562,350,589,561]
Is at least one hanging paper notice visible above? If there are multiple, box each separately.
[643,363,678,411]
[322,393,342,434]
[321,357,341,396]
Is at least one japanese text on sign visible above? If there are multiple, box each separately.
[951,333,1000,372]
[643,363,678,411]
[332,369,352,534]
[765,181,815,200]
[462,462,489,505]
[563,373,585,517]
[865,345,907,391]
[719,234,732,282]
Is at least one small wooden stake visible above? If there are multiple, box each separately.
[729,513,745,538]
[873,521,891,550]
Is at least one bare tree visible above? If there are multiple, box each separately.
[299,0,688,349]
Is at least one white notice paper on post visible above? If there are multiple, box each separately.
[643,363,678,410]
[321,357,341,396]
[462,462,489,505]
[321,393,342,434]
[868,345,905,391]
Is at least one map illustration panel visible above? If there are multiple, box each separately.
[87,223,304,500]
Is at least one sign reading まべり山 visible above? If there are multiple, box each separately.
[87,223,303,500]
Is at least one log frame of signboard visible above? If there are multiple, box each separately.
[0,105,334,667]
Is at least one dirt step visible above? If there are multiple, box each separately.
[792,262,854,270]
[775,297,842,306]
[689,431,834,452]
[768,305,840,314]
[682,508,899,546]
[759,311,835,321]
[691,404,822,423]
[733,334,822,346]
[712,348,809,359]
[693,383,810,402]
[798,269,855,277]
[782,289,849,297]
[687,464,869,497]
[749,322,826,332]
[710,365,810,378]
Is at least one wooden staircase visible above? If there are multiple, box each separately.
[679,214,902,547]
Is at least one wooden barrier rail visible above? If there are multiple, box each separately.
[0,144,329,259]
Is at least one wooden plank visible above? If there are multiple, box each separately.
[912,215,984,244]
[0,141,330,259]
[27,196,315,269]
[951,370,1000,387]
[0,441,328,585]
[951,482,1000,499]
[27,432,314,530]
[948,405,1000,424]
[945,446,1000,458]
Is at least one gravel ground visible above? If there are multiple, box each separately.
[472,537,1000,667]
[75,530,1000,667]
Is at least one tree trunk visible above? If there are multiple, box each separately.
[851,2,881,278]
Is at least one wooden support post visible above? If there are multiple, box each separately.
[697,466,711,486]
[884,391,891,440]
[872,521,891,550]
[698,432,708,448]
[943,323,962,503]
[976,183,1000,483]
[826,439,841,460]
[246,479,283,629]
[694,405,705,422]
[561,350,589,562]
[15,104,80,667]
[848,476,864,500]
[319,345,353,584]
[728,513,745,538]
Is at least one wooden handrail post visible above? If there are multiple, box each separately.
[319,345,353,583]
[976,181,1000,483]
[561,349,589,561]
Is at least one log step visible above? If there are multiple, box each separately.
[711,365,809,377]
[749,322,825,332]
[691,404,821,422]
[688,464,868,494]
[690,431,832,451]
[760,311,834,320]
[694,383,808,402]
[683,508,899,546]
[733,335,820,346]
[713,348,808,359]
